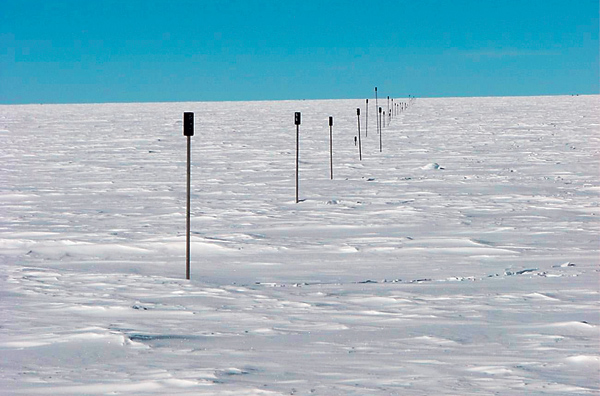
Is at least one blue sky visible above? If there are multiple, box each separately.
[1,0,598,104]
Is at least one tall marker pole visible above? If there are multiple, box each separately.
[387,96,390,123]
[329,116,334,180]
[357,108,362,161]
[183,112,194,280]
[375,87,379,134]
[365,99,368,137]
[295,112,301,203]
[379,107,383,152]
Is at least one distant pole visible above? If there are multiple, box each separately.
[391,98,394,118]
[379,107,382,152]
[387,96,390,122]
[329,116,334,180]
[357,108,362,161]
[183,112,194,280]
[365,99,368,137]
[375,87,379,135]
[295,112,301,203]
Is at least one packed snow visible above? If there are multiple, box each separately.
[1,95,599,395]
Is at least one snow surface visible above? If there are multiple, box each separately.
[1,95,599,395]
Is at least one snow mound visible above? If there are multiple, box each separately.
[421,162,444,170]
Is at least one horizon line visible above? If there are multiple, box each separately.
[1,92,597,107]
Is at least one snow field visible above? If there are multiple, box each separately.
[1,95,599,394]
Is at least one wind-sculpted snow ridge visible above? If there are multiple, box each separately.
[1,96,599,395]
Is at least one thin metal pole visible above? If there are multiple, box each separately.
[329,117,333,180]
[375,87,379,135]
[296,124,299,203]
[357,109,362,161]
[365,99,368,137]
[387,96,390,124]
[186,135,191,280]
[379,107,382,153]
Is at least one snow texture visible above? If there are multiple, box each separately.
[1,95,599,395]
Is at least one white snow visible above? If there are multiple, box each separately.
[1,95,599,395]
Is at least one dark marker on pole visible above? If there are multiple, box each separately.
[357,108,362,161]
[379,107,383,152]
[183,112,194,280]
[295,112,301,203]
[329,116,334,180]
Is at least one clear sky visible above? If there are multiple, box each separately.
[1,0,598,104]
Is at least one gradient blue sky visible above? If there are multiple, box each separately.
[1,0,598,104]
